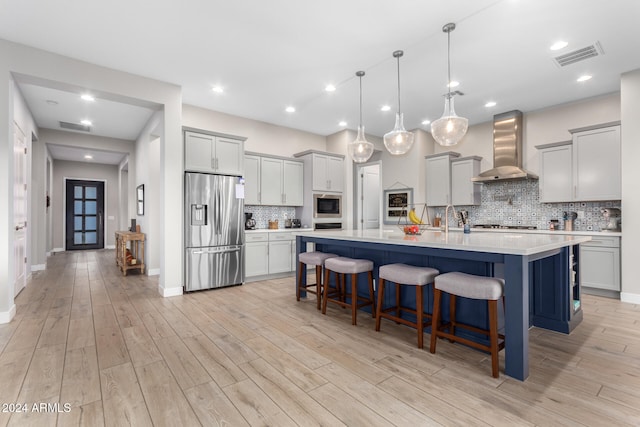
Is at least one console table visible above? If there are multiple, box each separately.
[115,230,145,276]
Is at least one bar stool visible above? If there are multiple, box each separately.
[429,272,505,378]
[296,252,338,310]
[375,263,439,348]
[322,257,375,325]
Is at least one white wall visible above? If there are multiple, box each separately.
[621,69,640,302]
[182,104,326,157]
[134,111,163,275]
[51,160,119,249]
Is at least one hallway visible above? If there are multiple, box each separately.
[0,250,639,426]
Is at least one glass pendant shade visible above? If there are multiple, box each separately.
[348,125,374,163]
[383,113,415,154]
[431,95,468,146]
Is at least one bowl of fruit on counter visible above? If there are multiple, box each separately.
[398,204,429,235]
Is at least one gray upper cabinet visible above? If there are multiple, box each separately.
[184,130,244,176]
[536,123,621,203]
[537,141,573,203]
[451,156,482,206]
[312,153,344,192]
[572,124,621,201]
[425,152,460,206]
[245,153,303,206]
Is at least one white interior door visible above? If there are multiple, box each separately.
[357,164,380,229]
[13,123,27,296]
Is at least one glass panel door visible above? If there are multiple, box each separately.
[66,180,105,250]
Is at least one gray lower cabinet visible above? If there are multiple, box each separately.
[245,232,296,278]
[580,235,620,293]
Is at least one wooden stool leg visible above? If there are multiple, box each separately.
[315,265,322,310]
[395,282,401,322]
[430,288,441,353]
[339,272,345,303]
[489,299,500,378]
[416,285,424,349]
[322,268,330,314]
[351,273,358,325]
[368,271,375,317]
[449,294,457,340]
[375,278,385,331]
[296,261,303,301]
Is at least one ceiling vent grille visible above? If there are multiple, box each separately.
[59,121,91,132]
[553,42,603,67]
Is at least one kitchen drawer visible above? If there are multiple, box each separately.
[269,232,295,241]
[583,235,619,248]
[246,232,268,242]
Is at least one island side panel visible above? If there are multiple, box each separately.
[504,254,530,381]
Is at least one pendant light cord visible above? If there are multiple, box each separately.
[359,74,363,127]
[447,29,451,96]
[396,55,401,113]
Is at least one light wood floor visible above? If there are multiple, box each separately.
[1,250,639,426]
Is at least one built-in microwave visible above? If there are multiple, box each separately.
[313,193,342,218]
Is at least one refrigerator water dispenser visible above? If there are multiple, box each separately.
[191,204,207,226]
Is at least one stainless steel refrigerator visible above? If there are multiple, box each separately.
[184,172,244,291]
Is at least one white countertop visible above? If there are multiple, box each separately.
[451,226,622,238]
[246,228,313,233]
[293,228,592,256]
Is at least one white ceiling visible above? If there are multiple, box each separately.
[3,0,640,164]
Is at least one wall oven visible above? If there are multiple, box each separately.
[313,194,342,218]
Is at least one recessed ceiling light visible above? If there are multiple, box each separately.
[421,119,431,125]
[211,86,224,93]
[577,75,592,82]
[325,84,336,92]
[339,121,347,126]
[81,94,95,102]
[81,120,92,126]
[550,41,568,51]
[380,105,391,112]
[448,81,460,88]
[485,101,497,108]
[285,106,295,113]
[84,154,93,160]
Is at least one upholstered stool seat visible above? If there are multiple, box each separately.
[297,252,338,310]
[429,271,506,378]
[322,256,375,325]
[375,263,439,348]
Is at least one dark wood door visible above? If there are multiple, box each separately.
[65,179,105,250]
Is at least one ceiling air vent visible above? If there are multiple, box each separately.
[59,121,91,132]
[553,42,604,67]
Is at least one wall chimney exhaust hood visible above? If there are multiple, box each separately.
[472,110,538,182]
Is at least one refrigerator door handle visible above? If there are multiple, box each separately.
[192,246,241,255]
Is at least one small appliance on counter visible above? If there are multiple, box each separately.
[284,218,292,228]
[291,219,301,228]
[601,208,621,232]
[244,212,256,230]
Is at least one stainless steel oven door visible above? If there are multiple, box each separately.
[313,194,342,218]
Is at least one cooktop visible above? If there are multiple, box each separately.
[473,224,538,230]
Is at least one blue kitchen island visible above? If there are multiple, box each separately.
[295,228,591,381]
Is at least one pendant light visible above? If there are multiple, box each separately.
[431,22,468,147]
[348,71,374,163]
[383,50,415,155]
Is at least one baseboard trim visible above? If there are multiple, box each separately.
[105,245,115,249]
[621,292,640,304]
[52,248,64,253]
[147,268,160,276]
[159,285,183,297]
[0,304,16,324]
[31,264,46,272]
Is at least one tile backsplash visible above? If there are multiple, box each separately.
[431,180,621,231]
[244,205,296,229]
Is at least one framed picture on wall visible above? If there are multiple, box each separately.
[137,184,144,216]
[383,187,413,224]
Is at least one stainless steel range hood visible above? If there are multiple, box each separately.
[471,110,538,182]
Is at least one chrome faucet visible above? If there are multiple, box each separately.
[444,204,459,233]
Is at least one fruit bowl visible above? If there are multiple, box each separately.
[397,203,430,235]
